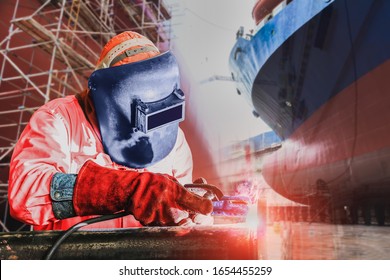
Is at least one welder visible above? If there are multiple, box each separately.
[8,31,213,230]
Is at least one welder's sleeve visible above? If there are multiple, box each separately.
[8,108,72,226]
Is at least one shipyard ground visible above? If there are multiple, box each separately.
[258,222,390,259]
[1,221,389,260]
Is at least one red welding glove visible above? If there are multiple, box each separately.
[73,160,213,226]
[183,177,220,226]
[185,177,224,200]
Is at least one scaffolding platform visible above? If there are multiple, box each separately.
[12,17,95,71]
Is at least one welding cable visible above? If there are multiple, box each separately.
[44,211,128,260]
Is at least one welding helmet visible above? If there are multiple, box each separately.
[89,31,185,168]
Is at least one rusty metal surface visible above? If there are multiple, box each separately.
[0,224,258,260]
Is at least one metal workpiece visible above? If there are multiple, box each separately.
[0,224,259,260]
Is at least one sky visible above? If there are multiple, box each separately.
[165,0,271,151]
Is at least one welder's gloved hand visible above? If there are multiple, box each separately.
[184,177,223,201]
[183,177,218,226]
[73,160,213,226]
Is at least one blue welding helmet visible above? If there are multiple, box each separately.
[88,51,185,168]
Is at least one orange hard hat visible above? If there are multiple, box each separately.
[96,31,160,69]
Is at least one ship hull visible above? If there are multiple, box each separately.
[230,0,390,211]
[263,60,390,206]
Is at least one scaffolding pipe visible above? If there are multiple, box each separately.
[0,85,47,97]
[0,54,47,99]
[0,123,28,129]
[0,0,20,88]
[0,145,15,162]
[0,107,40,115]
[45,0,67,103]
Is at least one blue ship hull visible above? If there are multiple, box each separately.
[229,0,390,222]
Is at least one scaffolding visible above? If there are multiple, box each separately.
[0,0,172,232]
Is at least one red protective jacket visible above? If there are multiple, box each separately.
[8,95,193,230]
